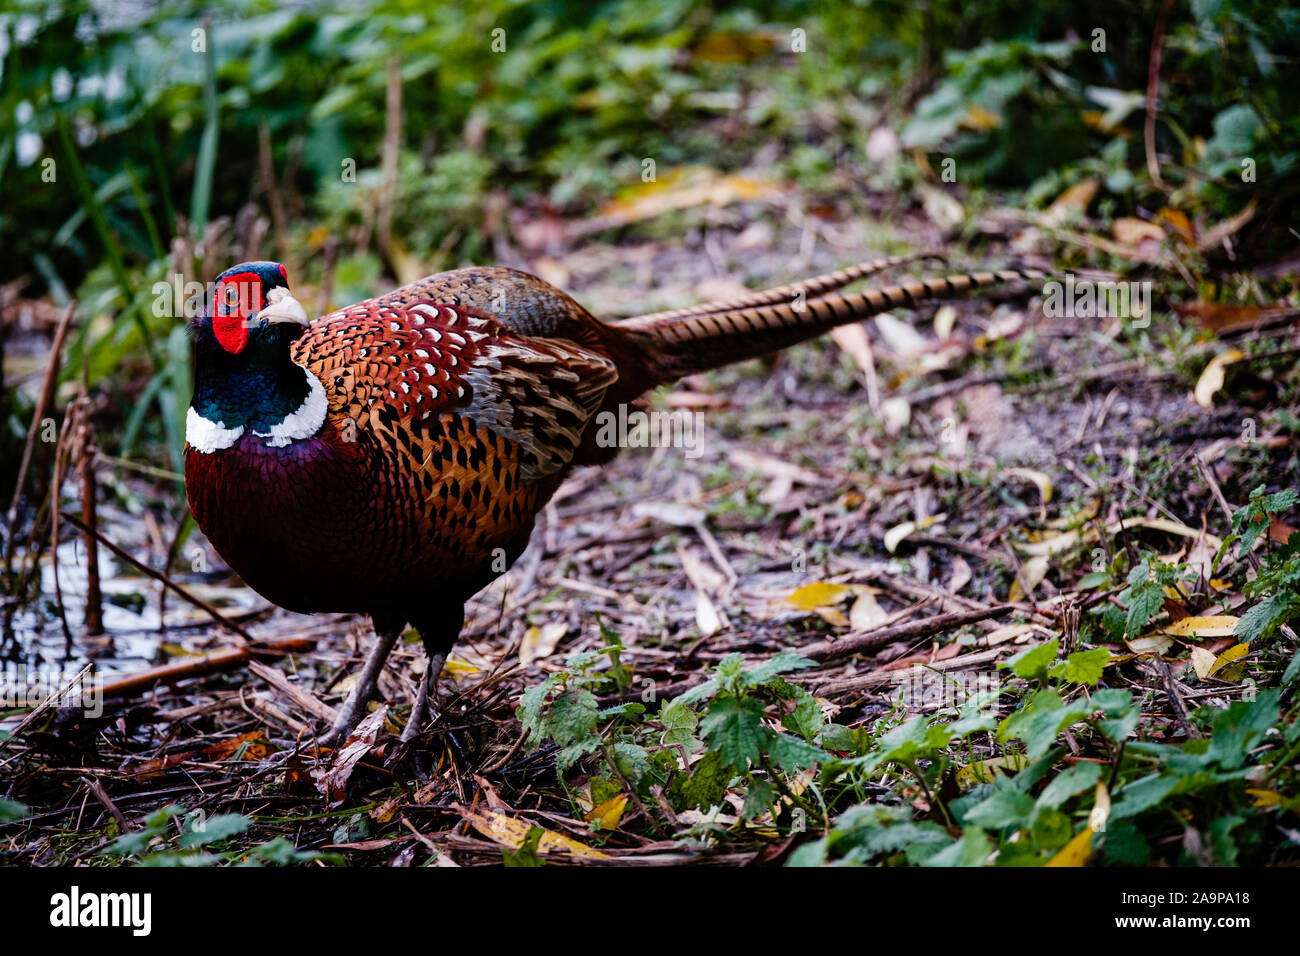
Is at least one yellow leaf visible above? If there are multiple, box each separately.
[1194,348,1244,408]
[850,591,889,630]
[955,754,1029,789]
[1189,646,1218,679]
[963,104,1002,131]
[1207,643,1250,679]
[1105,517,1223,552]
[1002,467,1053,505]
[520,622,568,666]
[1043,178,1099,226]
[785,581,854,610]
[442,657,480,677]
[1045,828,1093,867]
[884,513,946,553]
[1112,217,1165,245]
[1009,554,1049,603]
[462,809,610,859]
[1126,634,1173,655]
[1160,615,1240,638]
[583,793,628,831]
[1247,789,1283,808]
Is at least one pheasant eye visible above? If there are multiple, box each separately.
[223,285,241,309]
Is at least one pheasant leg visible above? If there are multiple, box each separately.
[400,649,447,743]
[320,623,402,747]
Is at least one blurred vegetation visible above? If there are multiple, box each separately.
[2,0,1296,469]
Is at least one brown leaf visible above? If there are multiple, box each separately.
[312,706,388,808]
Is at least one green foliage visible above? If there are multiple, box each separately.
[100,804,337,866]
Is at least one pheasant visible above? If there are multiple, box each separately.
[183,255,1044,746]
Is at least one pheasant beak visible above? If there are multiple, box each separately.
[259,292,310,328]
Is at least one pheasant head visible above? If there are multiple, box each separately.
[187,261,326,452]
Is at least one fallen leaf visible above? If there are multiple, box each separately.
[785,581,855,609]
[1207,643,1250,679]
[460,808,610,859]
[583,794,628,831]
[1160,615,1240,638]
[1190,646,1218,679]
[947,555,972,594]
[884,513,947,553]
[1043,178,1098,226]
[850,590,889,630]
[956,754,1029,789]
[1045,828,1094,867]
[1126,634,1173,655]
[520,622,568,666]
[1009,554,1049,603]
[313,706,387,808]
[1194,348,1244,408]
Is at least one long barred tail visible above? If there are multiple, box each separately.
[618,252,943,326]
[624,268,1047,383]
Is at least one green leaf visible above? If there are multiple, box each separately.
[700,695,767,769]
[0,799,28,823]
[1049,647,1110,686]
[1125,581,1165,637]
[178,813,252,847]
[1007,639,1059,681]
[1036,761,1102,810]
[962,789,1035,830]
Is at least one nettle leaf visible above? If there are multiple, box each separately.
[768,732,826,773]
[658,700,700,749]
[781,686,826,740]
[1235,593,1294,643]
[1090,688,1134,716]
[998,689,1089,760]
[178,813,252,847]
[1050,647,1110,686]
[516,675,561,745]
[548,688,599,746]
[1031,807,1074,852]
[1006,639,1059,681]
[961,789,1036,830]
[923,827,992,867]
[1101,819,1151,865]
[611,741,652,784]
[1283,648,1300,686]
[701,695,767,769]
[743,651,816,687]
[1125,581,1165,636]
[740,780,776,820]
[1036,760,1103,810]
[1110,773,1178,819]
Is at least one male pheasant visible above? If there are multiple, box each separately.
[184,256,1043,746]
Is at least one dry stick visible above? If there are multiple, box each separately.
[95,637,317,699]
[3,302,75,574]
[79,775,129,833]
[49,401,80,648]
[798,605,1014,663]
[1144,0,1175,190]
[77,358,103,635]
[58,510,252,643]
[158,503,192,628]
[0,662,93,746]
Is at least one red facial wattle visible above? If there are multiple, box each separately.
[213,272,264,354]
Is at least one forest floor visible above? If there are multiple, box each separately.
[2,184,1294,866]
